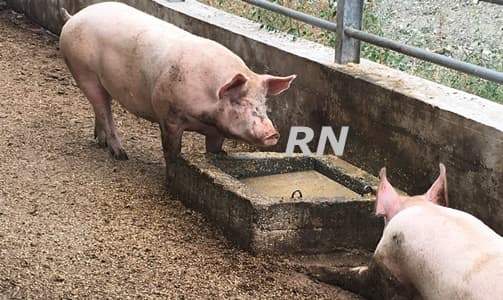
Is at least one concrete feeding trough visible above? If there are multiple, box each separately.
[170,152,384,254]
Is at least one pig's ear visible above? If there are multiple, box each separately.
[425,163,448,206]
[376,167,401,221]
[264,74,297,96]
[218,73,248,100]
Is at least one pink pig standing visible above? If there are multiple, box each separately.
[361,164,503,299]
[58,2,295,173]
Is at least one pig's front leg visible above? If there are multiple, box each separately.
[313,262,417,300]
[159,121,183,179]
[205,131,225,154]
[364,260,420,300]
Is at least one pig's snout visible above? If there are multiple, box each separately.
[256,118,279,146]
[262,131,280,146]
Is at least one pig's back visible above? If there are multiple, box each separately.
[384,205,503,300]
[62,2,189,41]
[60,1,244,77]
[60,1,191,73]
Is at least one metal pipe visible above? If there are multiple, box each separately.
[480,0,503,5]
[241,0,337,32]
[344,27,503,84]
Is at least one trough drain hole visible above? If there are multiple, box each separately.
[291,189,303,199]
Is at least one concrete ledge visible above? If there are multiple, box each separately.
[169,152,384,254]
[7,0,503,234]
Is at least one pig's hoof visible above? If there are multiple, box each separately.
[96,139,107,148]
[94,129,107,148]
[350,266,369,275]
[208,150,227,155]
[110,148,129,160]
[164,172,176,189]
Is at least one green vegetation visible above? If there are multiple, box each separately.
[200,0,502,103]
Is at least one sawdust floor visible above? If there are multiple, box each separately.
[0,7,362,299]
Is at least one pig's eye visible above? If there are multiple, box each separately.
[233,97,253,107]
[230,96,246,105]
[229,96,241,105]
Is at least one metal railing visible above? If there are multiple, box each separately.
[481,0,503,5]
[241,0,503,84]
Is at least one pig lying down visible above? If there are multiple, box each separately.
[59,2,296,174]
[351,164,503,299]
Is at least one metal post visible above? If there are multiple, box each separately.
[335,0,364,64]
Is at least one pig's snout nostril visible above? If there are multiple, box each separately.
[266,133,280,141]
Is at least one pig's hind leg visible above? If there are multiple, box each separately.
[78,78,128,160]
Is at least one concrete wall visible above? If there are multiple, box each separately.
[7,0,503,234]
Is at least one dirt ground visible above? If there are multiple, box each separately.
[0,7,361,299]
